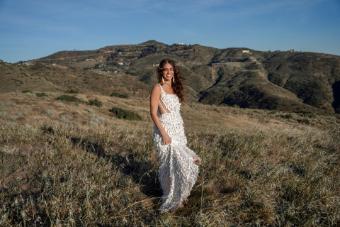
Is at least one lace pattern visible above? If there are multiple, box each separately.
[152,83,200,213]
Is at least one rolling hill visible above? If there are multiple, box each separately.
[1,40,340,114]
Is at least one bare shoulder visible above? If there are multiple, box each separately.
[153,83,161,89]
[151,83,161,94]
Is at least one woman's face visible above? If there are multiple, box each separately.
[162,63,174,82]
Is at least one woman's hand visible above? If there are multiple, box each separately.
[193,156,202,166]
[162,133,172,145]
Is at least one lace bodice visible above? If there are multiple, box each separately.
[153,84,186,146]
[157,84,181,115]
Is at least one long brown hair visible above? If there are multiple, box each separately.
[157,58,185,102]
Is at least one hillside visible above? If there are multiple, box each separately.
[1,40,340,114]
[0,88,339,225]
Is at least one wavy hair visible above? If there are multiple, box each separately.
[157,58,185,102]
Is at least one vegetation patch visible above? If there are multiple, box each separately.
[87,98,102,107]
[109,107,142,120]
[110,92,128,98]
[36,92,48,97]
[56,95,84,103]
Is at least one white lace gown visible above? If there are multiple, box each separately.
[152,83,200,213]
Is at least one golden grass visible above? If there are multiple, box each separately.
[0,91,339,225]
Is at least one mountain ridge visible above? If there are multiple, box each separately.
[2,40,340,114]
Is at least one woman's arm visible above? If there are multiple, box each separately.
[150,84,171,144]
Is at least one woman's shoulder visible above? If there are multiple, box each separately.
[151,83,162,94]
[152,83,162,90]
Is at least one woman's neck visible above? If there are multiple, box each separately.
[161,81,172,86]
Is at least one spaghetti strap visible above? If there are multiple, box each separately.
[158,83,165,94]
[158,84,170,113]
[159,83,176,96]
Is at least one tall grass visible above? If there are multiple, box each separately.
[0,115,339,226]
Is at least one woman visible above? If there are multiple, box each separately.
[150,58,202,213]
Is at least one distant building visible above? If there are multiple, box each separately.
[242,49,251,54]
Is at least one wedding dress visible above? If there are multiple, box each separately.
[152,83,200,213]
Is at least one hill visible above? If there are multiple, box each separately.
[2,40,340,113]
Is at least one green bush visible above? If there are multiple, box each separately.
[22,90,32,93]
[56,95,83,103]
[110,92,128,98]
[109,107,142,120]
[36,92,48,97]
[87,99,102,107]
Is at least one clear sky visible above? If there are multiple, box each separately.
[1,0,339,63]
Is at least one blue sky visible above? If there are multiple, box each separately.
[1,0,339,63]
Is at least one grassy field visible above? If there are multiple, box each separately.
[0,91,339,226]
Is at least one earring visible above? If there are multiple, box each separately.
[162,77,165,84]
[172,77,175,84]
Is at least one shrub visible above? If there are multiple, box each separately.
[36,92,48,97]
[109,107,142,120]
[87,98,102,107]
[110,92,128,98]
[56,95,83,103]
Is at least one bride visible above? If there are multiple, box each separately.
[149,58,202,213]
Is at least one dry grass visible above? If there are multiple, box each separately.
[0,91,339,226]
